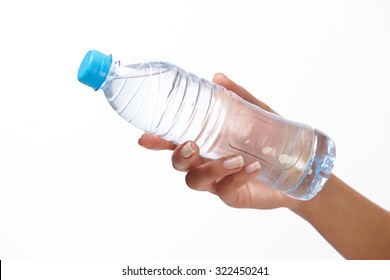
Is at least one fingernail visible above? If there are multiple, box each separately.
[181,142,195,158]
[245,161,261,174]
[223,155,244,170]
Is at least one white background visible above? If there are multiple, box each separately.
[0,0,389,259]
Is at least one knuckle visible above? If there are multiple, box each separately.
[204,162,224,178]
[185,172,198,190]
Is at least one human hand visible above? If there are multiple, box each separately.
[141,73,390,259]
[138,73,292,209]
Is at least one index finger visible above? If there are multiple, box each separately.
[138,133,177,150]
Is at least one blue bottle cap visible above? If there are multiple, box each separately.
[78,50,112,90]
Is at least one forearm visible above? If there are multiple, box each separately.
[286,174,390,259]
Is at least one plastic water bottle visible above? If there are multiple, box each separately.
[77,50,335,200]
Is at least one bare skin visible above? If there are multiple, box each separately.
[138,73,390,260]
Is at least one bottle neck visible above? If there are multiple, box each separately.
[100,59,118,92]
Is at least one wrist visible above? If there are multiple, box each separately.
[283,174,336,218]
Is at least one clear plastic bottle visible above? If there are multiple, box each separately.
[78,50,335,200]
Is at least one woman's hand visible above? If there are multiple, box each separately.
[138,73,390,259]
[138,73,292,209]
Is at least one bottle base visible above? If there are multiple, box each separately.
[286,129,336,200]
